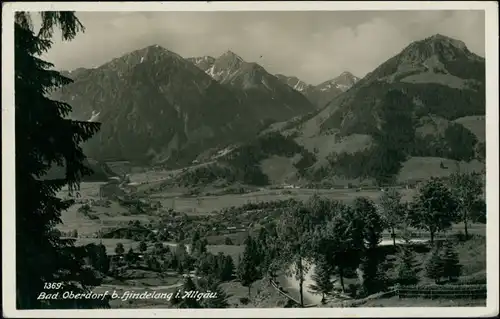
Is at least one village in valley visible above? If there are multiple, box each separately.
[54,157,486,308]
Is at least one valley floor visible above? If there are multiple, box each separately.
[56,174,487,309]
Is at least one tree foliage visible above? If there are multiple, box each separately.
[309,258,334,304]
[353,197,384,250]
[409,178,458,243]
[425,245,445,284]
[359,251,389,296]
[449,172,484,239]
[236,236,260,297]
[395,244,419,286]
[379,189,405,245]
[15,11,107,309]
[115,243,125,255]
[138,241,147,253]
[441,241,462,281]
[309,202,365,293]
[171,277,203,308]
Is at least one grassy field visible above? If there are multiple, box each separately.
[296,133,373,170]
[454,115,486,143]
[362,235,487,297]
[207,245,245,264]
[260,155,300,185]
[150,187,417,215]
[397,157,484,183]
[220,278,290,308]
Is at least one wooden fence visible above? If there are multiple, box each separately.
[394,284,487,299]
[328,290,397,308]
[269,279,317,308]
[268,281,486,308]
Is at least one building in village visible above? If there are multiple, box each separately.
[99,174,140,199]
[99,177,125,199]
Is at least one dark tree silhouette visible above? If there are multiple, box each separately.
[379,189,405,246]
[237,236,260,298]
[425,245,444,284]
[441,241,462,282]
[15,11,105,309]
[409,178,458,243]
[309,258,334,304]
[353,197,384,250]
[139,241,148,253]
[115,243,125,255]
[395,243,419,286]
[449,172,484,239]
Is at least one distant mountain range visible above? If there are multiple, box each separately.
[275,71,360,108]
[54,46,314,166]
[54,33,485,185]
[273,33,485,184]
[186,51,315,120]
[188,54,360,109]
[304,34,485,137]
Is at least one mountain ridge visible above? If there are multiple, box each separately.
[266,33,485,185]
[53,45,261,165]
[188,51,316,121]
[54,45,314,165]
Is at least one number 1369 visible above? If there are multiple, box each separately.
[44,282,63,290]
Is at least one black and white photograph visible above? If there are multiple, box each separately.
[2,1,498,317]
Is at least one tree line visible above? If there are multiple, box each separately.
[233,174,484,306]
[324,89,484,185]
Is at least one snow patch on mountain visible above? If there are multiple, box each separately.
[89,110,101,122]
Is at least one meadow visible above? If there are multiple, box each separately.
[149,187,417,215]
[55,170,486,309]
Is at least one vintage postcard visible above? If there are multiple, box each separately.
[2,1,498,318]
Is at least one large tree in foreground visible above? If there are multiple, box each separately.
[237,236,260,298]
[15,12,104,309]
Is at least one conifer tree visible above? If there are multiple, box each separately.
[354,197,384,250]
[173,277,202,308]
[115,242,125,255]
[125,247,135,264]
[359,251,388,296]
[309,258,334,304]
[441,241,462,282]
[220,255,235,281]
[237,238,260,297]
[395,244,419,286]
[425,245,444,284]
[139,241,147,253]
[199,277,230,308]
[15,11,105,309]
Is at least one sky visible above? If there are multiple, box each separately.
[37,10,485,85]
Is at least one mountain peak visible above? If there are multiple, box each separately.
[219,50,244,62]
[340,71,354,77]
[138,44,169,54]
[124,44,184,62]
[399,33,474,64]
[425,33,467,50]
